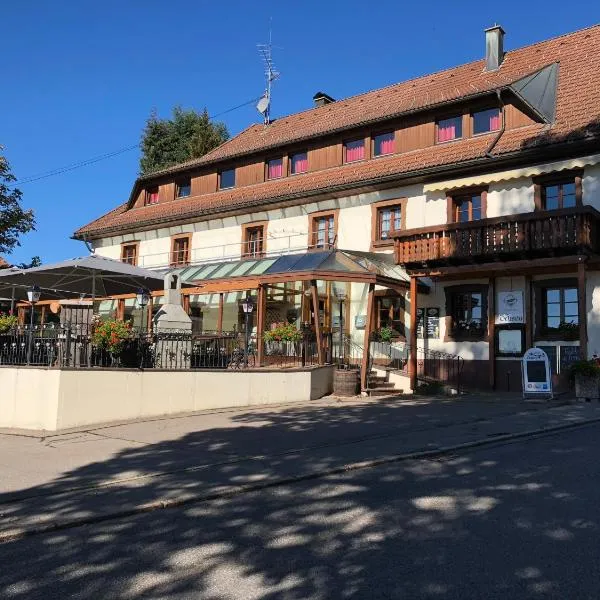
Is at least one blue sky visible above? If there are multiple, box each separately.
[1,1,594,264]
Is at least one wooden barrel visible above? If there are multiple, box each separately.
[333,369,360,396]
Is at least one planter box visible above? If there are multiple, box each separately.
[575,374,600,400]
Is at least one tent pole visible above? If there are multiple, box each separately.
[10,286,15,316]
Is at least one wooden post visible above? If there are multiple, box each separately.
[409,276,418,393]
[217,293,224,334]
[578,259,588,359]
[360,283,376,391]
[147,297,153,333]
[489,277,496,389]
[524,275,532,351]
[311,280,324,365]
[256,285,266,366]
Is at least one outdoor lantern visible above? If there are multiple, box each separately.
[241,295,255,314]
[27,285,41,304]
[136,288,151,307]
[332,281,347,301]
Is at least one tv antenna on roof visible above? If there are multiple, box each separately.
[256,21,280,125]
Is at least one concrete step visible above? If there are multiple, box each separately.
[369,381,396,389]
[367,375,388,384]
[367,388,404,397]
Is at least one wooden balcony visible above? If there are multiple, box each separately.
[394,207,600,268]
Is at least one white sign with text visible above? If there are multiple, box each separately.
[522,347,553,399]
[496,291,524,324]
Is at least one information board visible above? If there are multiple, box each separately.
[417,307,440,339]
[522,347,553,399]
[559,345,581,372]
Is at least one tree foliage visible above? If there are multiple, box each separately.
[15,256,41,269]
[0,148,35,254]
[139,107,229,175]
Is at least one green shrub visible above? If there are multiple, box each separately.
[0,313,17,333]
[569,359,600,381]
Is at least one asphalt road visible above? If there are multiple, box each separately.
[1,424,600,599]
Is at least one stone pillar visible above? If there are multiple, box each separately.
[154,273,193,369]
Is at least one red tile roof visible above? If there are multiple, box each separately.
[75,24,600,239]
[0,257,9,269]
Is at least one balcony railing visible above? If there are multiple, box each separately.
[394,207,600,266]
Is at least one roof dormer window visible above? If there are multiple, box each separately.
[436,116,462,143]
[219,168,236,190]
[267,158,284,180]
[343,139,365,163]
[145,186,159,205]
[473,108,501,135]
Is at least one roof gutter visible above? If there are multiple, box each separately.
[73,137,600,241]
[485,89,507,158]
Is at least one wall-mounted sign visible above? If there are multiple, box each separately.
[417,307,440,339]
[498,329,523,355]
[355,315,367,330]
[496,291,524,324]
[522,347,553,399]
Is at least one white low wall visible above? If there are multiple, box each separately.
[0,366,335,431]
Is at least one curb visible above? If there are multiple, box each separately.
[2,414,600,544]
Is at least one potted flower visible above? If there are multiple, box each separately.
[264,322,303,357]
[570,359,600,401]
[92,318,132,364]
[264,322,303,343]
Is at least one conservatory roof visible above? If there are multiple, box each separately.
[174,249,426,293]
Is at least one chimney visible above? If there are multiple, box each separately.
[485,25,505,71]
[313,91,335,107]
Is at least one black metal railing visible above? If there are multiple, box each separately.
[0,325,327,370]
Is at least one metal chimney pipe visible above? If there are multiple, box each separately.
[485,25,505,71]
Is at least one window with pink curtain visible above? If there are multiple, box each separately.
[267,158,283,179]
[436,116,462,143]
[290,152,308,174]
[145,187,159,205]
[344,139,365,163]
[373,132,395,156]
[473,108,501,135]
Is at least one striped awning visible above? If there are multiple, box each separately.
[423,152,600,193]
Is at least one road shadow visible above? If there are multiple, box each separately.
[0,418,598,598]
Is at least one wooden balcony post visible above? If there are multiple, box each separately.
[360,283,376,391]
[311,280,324,365]
[578,259,588,359]
[524,275,533,350]
[217,293,224,334]
[256,285,266,366]
[409,276,418,393]
[488,278,496,389]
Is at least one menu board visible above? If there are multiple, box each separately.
[416,307,440,339]
[522,347,553,398]
[560,345,581,372]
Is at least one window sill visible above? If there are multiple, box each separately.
[371,238,395,248]
[535,332,579,342]
[435,137,463,145]
[445,334,488,343]
[472,129,500,138]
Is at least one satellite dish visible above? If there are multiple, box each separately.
[256,96,270,115]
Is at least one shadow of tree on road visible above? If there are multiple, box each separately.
[0,399,597,598]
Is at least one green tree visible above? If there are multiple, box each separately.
[139,107,229,175]
[15,256,41,269]
[0,147,35,254]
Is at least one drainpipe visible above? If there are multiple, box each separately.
[485,89,506,158]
